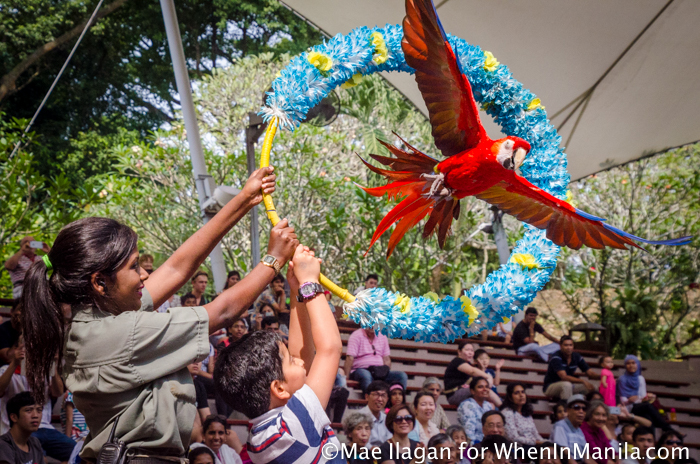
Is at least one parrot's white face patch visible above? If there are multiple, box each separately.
[496,139,515,169]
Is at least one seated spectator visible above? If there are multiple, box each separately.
[537,442,564,464]
[3,236,49,299]
[139,253,154,274]
[580,401,619,464]
[0,338,75,462]
[474,435,513,464]
[551,394,590,463]
[427,433,459,464]
[0,301,21,366]
[457,377,495,444]
[512,307,560,362]
[617,355,673,432]
[342,412,374,464]
[587,391,605,403]
[618,423,636,455]
[219,319,248,349]
[189,447,217,464]
[252,275,289,325]
[408,390,439,446]
[344,327,407,393]
[544,336,599,400]
[223,271,241,290]
[354,274,379,296]
[551,400,567,424]
[482,318,514,345]
[481,411,505,437]
[182,293,198,307]
[190,415,242,464]
[378,403,420,464]
[359,381,393,448]
[446,425,470,464]
[473,349,504,394]
[326,370,349,423]
[501,382,544,449]
[259,303,275,317]
[620,426,654,464]
[387,384,406,414]
[191,271,211,305]
[650,430,693,464]
[444,341,496,406]
[423,377,451,430]
[188,362,212,422]
[0,392,44,464]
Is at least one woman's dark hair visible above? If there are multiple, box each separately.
[550,400,567,424]
[413,389,435,409]
[501,382,533,417]
[473,348,488,361]
[656,430,684,449]
[223,270,241,290]
[457,339,474,352]
[21,217,138,404]
[202,414,228,434]
[469,376,488,391]
[385,403,415,434]
[188,447,216,463]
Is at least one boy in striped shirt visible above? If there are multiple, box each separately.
[215,245,345,464]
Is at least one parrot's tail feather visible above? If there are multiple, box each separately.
[601,223,692,247]
[359,134,460,257]
[574,208,607,222]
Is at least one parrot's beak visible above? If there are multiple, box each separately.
[514,147,528,170]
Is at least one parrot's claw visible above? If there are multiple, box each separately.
[421,172,453,199]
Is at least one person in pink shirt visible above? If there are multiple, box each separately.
[343,328,407,393]
[598,356,616,407]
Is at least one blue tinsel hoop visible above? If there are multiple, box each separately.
[260,24,569,343]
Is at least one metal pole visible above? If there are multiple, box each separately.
[160,0,226,292]
[491,206,510,265]
[246,113,267,270]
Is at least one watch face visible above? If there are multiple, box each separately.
[263,255,275,265]
[300,283,316,298]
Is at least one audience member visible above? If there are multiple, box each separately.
[598,356,616,408]
[580,401,619,464]
[261,316,279,332]
[223,271,241,290]
[182,293,198,307]
[408,390,439,446]
[457,377,495,444]
[377,403,420,464]
[0,302,21,366]
[551,400,567,424]
[618,423,636,455]
[3,237,49,299]
[342,412,374,464]
[650,430,693,464]
[139,254,154,274]
[326,370,349,423]
[60,391,87,442]
[586,391,604,403]
[191,271,211,305]
[214,245,343,464]
[190,415,243,464]
[537,442,564,464]
[189,447,217,464]
[188,362,212,422]
[474,435,513,464]
[0,338,74,463]
[512,307,560,362]
[387,384,406,413]
[501,382,544,449]
[619,426,654,464]
[344,327,407,393]
[618,355,673,432]
[446,425,470,464]
[359,381,393,448]
[354,274,379,295]
[482,318,514,344]
[427,433,459,464]
[252,275,288,325]
[473,349,504,394]
[551,394,589,463]
[219,320,248,349]
[423,377,451,430]
[544,336,599,400]
[444,341,495,406]
[481,411,505,437]
[0,392,44,464]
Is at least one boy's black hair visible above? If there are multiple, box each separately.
[7,392,36,426]
[214,330,285,418]
[261,316,279,328]
[365,274,379,282]
[188,447,216,463]
[366,380,390,395]
[632,426,655,442]
[473,348,488,361]
[560,335,574,345]
[271,274,285,284]
[182,293,197,303]
[525,307,538,315]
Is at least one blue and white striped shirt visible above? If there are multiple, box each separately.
[247,385,345,464]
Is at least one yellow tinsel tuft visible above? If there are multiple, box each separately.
[483,51,499,72]
[481,102,493,111]
[307,51,333,73]
[460,296,479,325]
[423,292,440,303]
[565,190,577,208]
[527,98,544,111]
[510,253,540,269]
[394,294,412,314]
[371,32,389,64]
[340,73,364,89]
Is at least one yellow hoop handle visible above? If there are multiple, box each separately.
[259,117,356,303]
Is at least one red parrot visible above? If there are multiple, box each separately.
[360,0,691,257]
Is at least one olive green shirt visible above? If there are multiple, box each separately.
[63,288,210,460]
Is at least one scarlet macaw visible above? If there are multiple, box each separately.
[361,0,691,257]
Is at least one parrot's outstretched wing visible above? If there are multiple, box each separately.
[475,175,692,250]
[402,0,485,157]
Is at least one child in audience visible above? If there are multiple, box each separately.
[386,384,406,414]
[599,356,616,407]
[473,349,504,394]
[550,400,566,424]
[215,245,343,463]
[61,390,88,441]
[182,293,197,307]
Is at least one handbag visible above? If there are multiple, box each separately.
[368,365,390,380]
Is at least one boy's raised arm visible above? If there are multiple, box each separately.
[290,245,342,408]
[286,259,315,372]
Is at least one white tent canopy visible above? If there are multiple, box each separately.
[281,0,700,180]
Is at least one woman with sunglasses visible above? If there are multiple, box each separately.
[650,431,692,464]
[378,403,421,464]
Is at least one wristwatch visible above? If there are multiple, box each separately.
[261,254,282,274]
[297,282,324,302]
